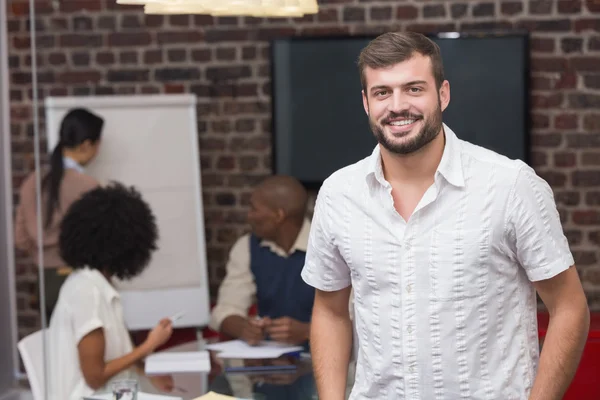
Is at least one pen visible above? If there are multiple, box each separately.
[169,310,186,322]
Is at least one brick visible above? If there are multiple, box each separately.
[451,4,469,18]
[554,114,578,129]
[556,191,581,206]
[192,49,212,62]
[190,84,210,97]
[216,17,239,26]
[567,133,600,148]
[532,113,550,129]
[529,0,554,14]
[572,170,600,186]
[371,6,393,21]
[531,57,568,72]
[561,38,583,53]
[73,16,93,31]
[144,15,164,28]
[517,19,572,31]
[574,19,600,32]
[242,47,257,61]
[107,69,149,83]
[205,29,250,42]
[584,74,600,89]
[573,210,600,225]
[216,156,236,171]
[406,23,456,33]
[108,32,152,47]
[164,84,185,94]
[318,8,339,22]
[531,38,555,52]
[239,156,260,171]
[530,151,548,167]
[587,0,600,12]
[168,49,187,63]
[531,93,564,108]
[591,231,600,245]
[96,52,115,66]
[584,114,600,131]
[554,152,577,167]
[48,53,66,66]
[200,138,226,151]
[71,52,90,67]
[423,4,446,18]
[157,31,204,45]
[590,36,600,50]
[575,252,598,266]
[571,57,600,71]
[569,93,600,108]
[587,192,600,205]
[555,70,578,89]
[396,5,419,19]
[144,50,163,64]
[60,0,102,12]
[206,66,252,81]
[57,71,101,84]
[98,16,116,30]
[258,28,297,40]
[119,51,138,64]
[558,0,583,13]
[531,132,562,147]
[539,171,567,187]
[582,152,600,166]
[121,15,142,29]
[216,48,236,61]
[155,68,200,81]
[194,15,214,26]
[502,1,523,15]
[60,34,103,48]
[235,119,256,133]
[169,15,190,27]
[212,120,232,133]
[472,3,496,17]
[461,21,513,31]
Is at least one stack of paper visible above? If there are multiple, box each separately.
[192,392,240,400]
[205,340,303,359]
[145,351,211,374]
[85,392,182,400]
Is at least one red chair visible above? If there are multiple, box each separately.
[538,312,600,400]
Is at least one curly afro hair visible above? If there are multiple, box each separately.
[59,182,158,280]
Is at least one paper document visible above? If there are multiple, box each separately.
[86,392,182,400]
[192,392,243,400]
[205,340,303,359]
[145,351,211,374]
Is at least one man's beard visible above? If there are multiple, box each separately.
[370,102,443,155]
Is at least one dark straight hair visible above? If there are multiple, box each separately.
[42,108,103,228]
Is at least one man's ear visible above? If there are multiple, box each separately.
[362,90,369,116]
[275,208,286,223]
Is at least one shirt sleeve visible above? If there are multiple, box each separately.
[505,165,575,282]
[301,181,351,291]
[69,286,105,344]
[209,235,256,331]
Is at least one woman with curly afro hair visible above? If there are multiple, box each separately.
[46,182,174,400]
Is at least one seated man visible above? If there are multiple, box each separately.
[209,175,313,348]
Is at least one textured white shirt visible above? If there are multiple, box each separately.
[47,268,136,400]
[302,124,574,400]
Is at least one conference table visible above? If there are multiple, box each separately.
[135,341,356,400]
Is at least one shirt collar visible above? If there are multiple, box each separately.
[78,267,120,302]
[365,123,465,188]
[260,218,311,257]
[63,156,85,173]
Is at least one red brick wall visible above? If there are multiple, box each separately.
[6,0,600,338]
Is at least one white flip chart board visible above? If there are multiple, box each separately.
[45,94,210,330]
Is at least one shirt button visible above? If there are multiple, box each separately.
[409,366,415,373]
[406,284,412,293]
[407,325,413,334]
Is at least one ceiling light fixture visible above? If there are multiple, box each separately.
[116,0,319,17]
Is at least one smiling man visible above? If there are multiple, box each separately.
[301,31,590,400]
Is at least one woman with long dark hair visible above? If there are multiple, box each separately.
[15,108,103,321]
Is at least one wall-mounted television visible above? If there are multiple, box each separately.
[271,32,530,188]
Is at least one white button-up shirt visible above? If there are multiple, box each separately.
[47,268,136,400]
[302,124,574,400]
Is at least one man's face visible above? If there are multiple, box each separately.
[362,54,450,155]
[247,190,279,240]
